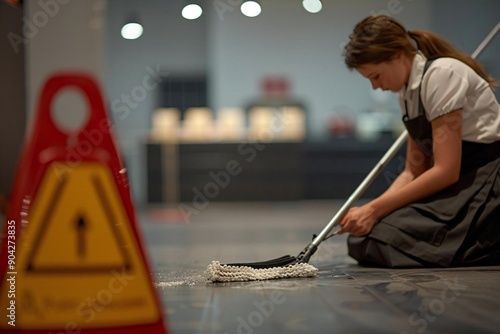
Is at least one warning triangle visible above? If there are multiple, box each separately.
[0,162,162,330]
[26,163,132,273]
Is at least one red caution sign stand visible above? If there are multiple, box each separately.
[0,74,168,333]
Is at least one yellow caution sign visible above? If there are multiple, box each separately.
[0,162,161,330]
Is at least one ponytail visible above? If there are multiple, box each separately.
[408,30,496,87]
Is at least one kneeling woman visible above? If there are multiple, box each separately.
[339,15,500,267]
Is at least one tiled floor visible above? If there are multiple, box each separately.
[143,200,500,334]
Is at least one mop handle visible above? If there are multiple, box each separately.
[310,20,500,248]
[471,21,500,59]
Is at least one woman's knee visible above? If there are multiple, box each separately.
[347,235,388,267]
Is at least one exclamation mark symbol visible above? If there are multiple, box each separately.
[76,216,87,259]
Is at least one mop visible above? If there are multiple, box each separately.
[206,21,500,283]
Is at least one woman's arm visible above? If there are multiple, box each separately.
[383,134,433,195]
[339,109,463,236]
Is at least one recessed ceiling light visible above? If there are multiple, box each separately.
[241,1,261,18]
[182,4,203,20]
[121,22,143,40]
[302,0,322,14]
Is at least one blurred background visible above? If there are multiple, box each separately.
[1,0,499,211]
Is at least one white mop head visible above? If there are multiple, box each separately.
[205,261,318,282]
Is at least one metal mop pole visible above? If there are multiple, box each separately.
[297,20,500,263]
[471,21,500,59]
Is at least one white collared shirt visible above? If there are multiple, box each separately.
[399,52,500,143]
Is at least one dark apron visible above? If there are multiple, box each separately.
[348,60,500,268]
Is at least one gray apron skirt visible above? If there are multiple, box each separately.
[347,59,500,268]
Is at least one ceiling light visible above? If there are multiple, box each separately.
[302,0,322,14]
[241,1,261,18]
[121,22,143,40]
[182,4,203,20]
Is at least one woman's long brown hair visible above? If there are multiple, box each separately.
[343,15,496,87]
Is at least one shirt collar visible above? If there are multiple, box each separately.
[402,51,427,96]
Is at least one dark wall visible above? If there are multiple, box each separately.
[0,1,26,210]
